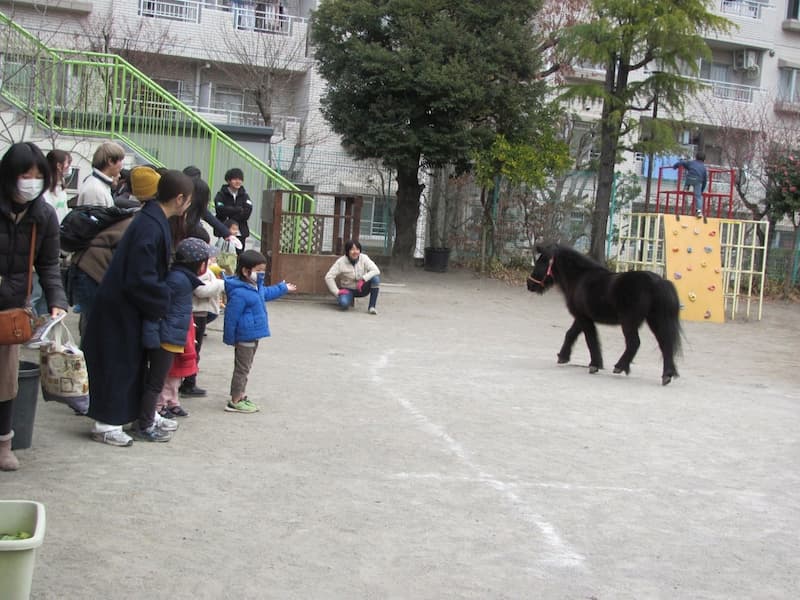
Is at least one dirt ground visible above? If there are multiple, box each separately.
[3,267,799,599]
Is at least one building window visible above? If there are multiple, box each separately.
[153,78,191,104]
[789,0,800,19]
[214,86,244,113]
[361,196,390,237]
[779,68,800,104]
[699,59,733,83]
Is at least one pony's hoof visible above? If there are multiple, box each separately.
[662,372,678,386]
[557,355,569,364]
[588,366,599,374]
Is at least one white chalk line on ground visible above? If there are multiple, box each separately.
[370,351,586,569]
[389,473,772,504]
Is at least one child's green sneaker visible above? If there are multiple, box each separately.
[225,398,260,413]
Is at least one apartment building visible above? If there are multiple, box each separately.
[0,0,394,246]
[2,0,799,253]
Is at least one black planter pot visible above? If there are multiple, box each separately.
[424,247,450,273]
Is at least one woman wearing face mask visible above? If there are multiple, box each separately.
[82,170,195,447]
[0,142,68,471]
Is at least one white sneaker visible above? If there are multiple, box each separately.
[91,429,133,447]
[368,307,377,315]
[154,413,179,432]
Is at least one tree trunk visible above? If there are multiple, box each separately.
[392,157,424,266]
[590,111,619,261]
[784,225,800,297]
[590,58,627,263]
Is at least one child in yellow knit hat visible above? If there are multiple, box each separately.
[129,165,161,202]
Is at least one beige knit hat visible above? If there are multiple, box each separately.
[130,166,161,200]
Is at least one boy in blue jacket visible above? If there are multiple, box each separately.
[223,250,296,413]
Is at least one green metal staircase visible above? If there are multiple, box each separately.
[0,11,310,233]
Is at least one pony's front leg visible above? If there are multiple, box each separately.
[613,321,641,376]
[581,320,603,373]
[558,320,583,364]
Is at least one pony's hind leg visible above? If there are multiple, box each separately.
[580,320,603,373]
[557,320,583,364]
[647,317,680,386]
[613,321,642,376]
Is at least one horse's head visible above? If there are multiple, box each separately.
[527,244,556,294]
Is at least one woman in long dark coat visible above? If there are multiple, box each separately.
[83,170,194,446]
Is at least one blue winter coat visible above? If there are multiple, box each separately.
[673,159,708,191]
[83,200,172,426]
[142,264,202,349]
[223,274,288,345]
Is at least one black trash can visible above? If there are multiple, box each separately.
[424,247,451,273]
[11,361,40,451]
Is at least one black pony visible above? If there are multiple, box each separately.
[527,244,682,385]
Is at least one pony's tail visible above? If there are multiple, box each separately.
[651,277,683,357]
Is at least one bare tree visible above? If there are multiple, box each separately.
[77,7,185,74]
[213,29,332,183]
[535,0,593,80]
[702,94,800,245]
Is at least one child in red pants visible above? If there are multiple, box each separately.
[157,314,197,418]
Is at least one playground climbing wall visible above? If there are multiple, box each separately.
[616,213,769,321]
[663,215,724,323]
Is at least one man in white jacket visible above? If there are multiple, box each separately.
[76,141,126,207]
[324,239,381,314]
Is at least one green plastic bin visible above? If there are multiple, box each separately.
[0,500,46,600]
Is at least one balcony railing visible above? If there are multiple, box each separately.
[138,0,307,34]
[718,0,771,20]
[774,99,800,114]
[140,0,201,23]
[699,78,758,103]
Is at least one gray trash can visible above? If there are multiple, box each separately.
[11,361,40,451]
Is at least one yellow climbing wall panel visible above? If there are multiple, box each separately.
[663,214,724,323]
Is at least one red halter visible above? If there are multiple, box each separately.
[527,257,554,287]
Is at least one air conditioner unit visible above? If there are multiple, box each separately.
[733,49,759,71]
[744,63,761,79]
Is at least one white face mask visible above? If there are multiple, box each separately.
[248,270,260,283]
[62,166,74,180]
[16,178,44,203]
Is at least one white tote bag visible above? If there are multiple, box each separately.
[39,320,89,414]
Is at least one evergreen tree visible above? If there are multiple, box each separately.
[558,0,730,260]
[310,0,547,262]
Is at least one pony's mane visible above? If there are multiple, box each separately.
[553,245,608,273]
